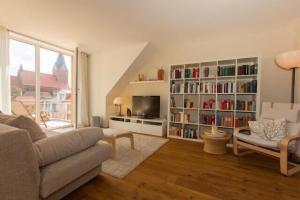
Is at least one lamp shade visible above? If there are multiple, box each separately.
[113,97,122,105]
[275,50,300,70]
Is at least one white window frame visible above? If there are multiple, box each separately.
[9,33,76,128]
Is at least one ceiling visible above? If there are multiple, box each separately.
[0,0,300,53]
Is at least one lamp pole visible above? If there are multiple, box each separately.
[291,67,296,104]
[119,104,122,116]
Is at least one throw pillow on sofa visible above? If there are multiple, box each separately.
[7,115,47,142]
[248,118,287,141]
[0,113,17,124]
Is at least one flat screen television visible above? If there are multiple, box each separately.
[132,96,160,119]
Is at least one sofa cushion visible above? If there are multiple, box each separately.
[34,127,104,167]
[6,115,47,142]
[39,143,112,198]
[0,113,16,124]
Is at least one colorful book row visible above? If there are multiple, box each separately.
[171,68,184,79]
[200,82,217,93]
[217,82,235,93]
[170,112,184,123]
[218,65,235,76]
[200,113,215,125]
[171,83,184,93]
[183,128,198,139]
[236,100,256,111]
[219,99,234,110]
[184,99,195,108]
[237,80,257,93]
[238,64,258,75]
[184,82,200,93]
[185,67,200,79]
[216,115,234,127]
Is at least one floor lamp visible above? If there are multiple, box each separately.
[113,97,123,116]
[275,50,300,104]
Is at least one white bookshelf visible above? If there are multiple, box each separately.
[167,57,260,142]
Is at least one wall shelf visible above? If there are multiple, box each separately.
[129,80,165,84]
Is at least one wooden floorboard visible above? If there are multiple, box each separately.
[63,139,300,200]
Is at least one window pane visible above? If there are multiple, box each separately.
[40,48,73,128]
[9,39,36,118]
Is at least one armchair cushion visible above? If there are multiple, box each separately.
[33,127,103,167]
[235,132,280,149]
[235,133,297,151]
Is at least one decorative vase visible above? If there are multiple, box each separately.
[157,68,164,80]
[127,108,132,117]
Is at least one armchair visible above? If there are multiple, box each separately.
[233,102,300,176]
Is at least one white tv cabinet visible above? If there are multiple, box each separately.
[109,116,167,137]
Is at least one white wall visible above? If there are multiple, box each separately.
[89,42,148,125]
[120,23,297,118]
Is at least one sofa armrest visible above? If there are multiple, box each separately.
[34,127,103,167]
[0,124,40,200]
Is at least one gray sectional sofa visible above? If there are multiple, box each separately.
[0,114,112,200]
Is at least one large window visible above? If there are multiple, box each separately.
[9,38,74,129]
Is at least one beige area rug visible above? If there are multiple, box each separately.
[102,133,169,179]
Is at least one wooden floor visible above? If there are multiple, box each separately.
[64,139,300,200]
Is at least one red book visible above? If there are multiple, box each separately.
[193,68,195,78]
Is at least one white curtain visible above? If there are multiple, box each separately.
[77,51,90,126]
[0,26,10,113]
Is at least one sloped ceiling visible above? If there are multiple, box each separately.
[0,0,300,53]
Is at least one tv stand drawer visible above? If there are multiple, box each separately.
[109,116,166,137]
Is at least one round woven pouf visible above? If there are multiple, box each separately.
[201,132,232,155]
